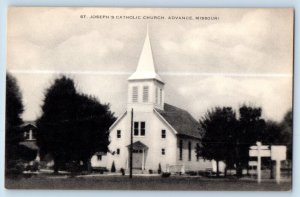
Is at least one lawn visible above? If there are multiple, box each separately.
[5,175,291,191]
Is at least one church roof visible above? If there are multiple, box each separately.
[19,141,39,150]
[128,28,164,83]
[155,103,203,139]
[21,121,37,128]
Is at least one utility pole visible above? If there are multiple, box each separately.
[129,108,133,178]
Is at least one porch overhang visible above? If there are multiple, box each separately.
[127,141,148,150]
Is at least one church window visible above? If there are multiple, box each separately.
[117,130,121,138]
[140,122,146,136]
[134,121,146,136]
[196,143,200,161]
[117,148,120,155]
[159,88,162,105]
[132,86,138,102]
[161,148,165,155]
[161,130,166,138]
[179,140,183,160]
[134,122,139,136]
[97,155,102,161]
[155,87,158,104]
[188,141,192,161]
[143,86,149,102]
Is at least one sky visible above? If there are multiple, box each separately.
[6,7,293,122]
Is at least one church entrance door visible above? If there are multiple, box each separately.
[127,141,148,170]
[132,149,143,169]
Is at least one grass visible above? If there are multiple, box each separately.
[5,175,291,191]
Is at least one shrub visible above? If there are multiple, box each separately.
[111,161,116,173]
[158,163,162,174]
[186,171,197,176]
[30,161,40,172]
[148,169,153,174]
[66,161,81,175]
[162,172,171,178]
[120,168,125,176]
[7,160,24,176]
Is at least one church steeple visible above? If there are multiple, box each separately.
[128,27,164,84]
[127,26,165,111]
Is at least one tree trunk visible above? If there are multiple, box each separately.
[246,165,249,176]
[87,159,92,173]
[53,160,59,174]
[235,140,242,177]
[236,162,242,177]
[216,160,220,177]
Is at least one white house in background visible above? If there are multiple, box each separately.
[91,30,212,173]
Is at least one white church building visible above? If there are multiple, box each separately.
[91,30,213,173]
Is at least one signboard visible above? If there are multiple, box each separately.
[249,149,271,157]
[271,146,287,161]
[248,161,258,166]
[250,145,269,150]
[249,142,287,184]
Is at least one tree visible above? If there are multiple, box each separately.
[36,76,116,173]
[236,105,266,176]
[158,163,162,174]
[261,110,292,177]
[262,121,282,145]
[5,73,36,175]
[197,107,237,177]
[280,110,292,161]
[261,120,282,178]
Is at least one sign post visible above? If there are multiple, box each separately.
[249,142,287,184]
[249,141,271,184]
[257,142,261,184]
[271,146,287,184]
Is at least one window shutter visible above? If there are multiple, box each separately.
[132,86,138,102]
[143,86,149,102]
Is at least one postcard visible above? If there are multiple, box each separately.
[5,7,293,191]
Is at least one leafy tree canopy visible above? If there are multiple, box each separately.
[198,106,237,176]
[280,110,293,160]
[6,73,36,174]
[36,76,116,172]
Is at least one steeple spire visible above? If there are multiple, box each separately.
[128,26,164,83]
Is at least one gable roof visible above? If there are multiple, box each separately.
[21,121,37,128]
[109,111,127,130]
[155,103,203,139]
[19,141,39,150]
